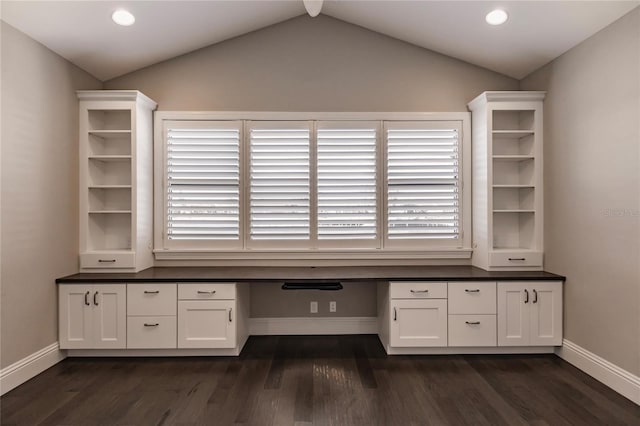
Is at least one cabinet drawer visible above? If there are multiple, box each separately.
[178,283,236,300]
[127,316,177,349]
[389,281,447,299]
[489,251,542,267]
[448,282,496,314]
[127,283,176,316]
[448,315,497,347]
[80,252,135,269]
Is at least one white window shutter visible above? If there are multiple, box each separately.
[317,126,377,241]
[166,123,240,242]
[386,125,460,242]
[249,125,310,241]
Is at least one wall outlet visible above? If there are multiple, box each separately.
[329,301,337,313]
[310,301,318,314]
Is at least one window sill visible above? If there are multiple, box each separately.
[153,248,473,261]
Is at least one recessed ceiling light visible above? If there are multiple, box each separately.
[486,9,508,26]
[112,9,135,26]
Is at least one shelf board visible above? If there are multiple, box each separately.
[492,155,534,161]
[88,130,131,139]
[491,247,538,252]
[88,210,132,214]
[492,130,534,139]
[88,155,132,162]
[492,184,535,188]
[493,209,535,213]
[88,185,132,189]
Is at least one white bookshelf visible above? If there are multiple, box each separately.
[468,91,545,270]
[78,91,157,272]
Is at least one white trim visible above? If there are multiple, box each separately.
[249,316,378,335]
[555,339,640,405]
[0,343,66,396]
[383,345,556,355]
[154,248,472,261]
[156,111,470,122]
[67,347,243,357]
[77,90,157,109]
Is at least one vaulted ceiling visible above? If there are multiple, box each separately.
[2,1,638,81]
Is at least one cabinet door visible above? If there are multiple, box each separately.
[178,300,236,349]
[530,282,563,346]
[497,283,530,346]
[390,299,447,347]
[59,285,93,349]
[92,284,127,349]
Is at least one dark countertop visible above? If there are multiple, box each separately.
[56,266,565,284]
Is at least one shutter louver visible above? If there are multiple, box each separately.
[166,126,240,240]
[387,128,460,240]
[317,128,377,240]
[250,127,310,240]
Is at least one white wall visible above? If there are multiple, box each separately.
[1,22,101,368]
[520,8,640,375]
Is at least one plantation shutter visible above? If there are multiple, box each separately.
[249,123,311,242]
[317,123,378,242]
[386,122,461,243]
[165,121,241,245]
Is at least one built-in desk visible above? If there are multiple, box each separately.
[56,266,565,356]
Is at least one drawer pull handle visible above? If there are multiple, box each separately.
[93,291,99,306]
[465,321,481,325]
[197,290,216,295]
[84,291,90,306]
[98,259,116,263]
[144,290,160,294]
[524,289,529,304]
[533,289,538,304]
[393,307,397,321]
[229,309,233,323]
[508,257,526,261]
[465,289,480,293]
[144,323,159,327]
[410,289,429,294]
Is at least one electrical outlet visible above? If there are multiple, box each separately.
[329,301,337,312]
[310,301,318,314]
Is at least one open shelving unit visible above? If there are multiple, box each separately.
[468,92,545,270]
[78,91,157,272]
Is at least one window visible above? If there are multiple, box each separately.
[156,113,470,259]
[163,121,242,249]
[385,122,462,248]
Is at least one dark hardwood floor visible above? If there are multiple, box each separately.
[1,335,638,425]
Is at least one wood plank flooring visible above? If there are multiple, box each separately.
[1,335,638,425]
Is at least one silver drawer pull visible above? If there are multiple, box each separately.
[410,289,429,294]
[144,290,159,294]
[465,289,480,293]
[465,321,481,325]
[144,323,159,327]
[508,257,526,261]
[98,259,116,263]
[197,290,216,295]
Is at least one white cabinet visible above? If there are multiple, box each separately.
[78,91,157,272]
[388,282,448,347]
[177,283,241,349]
[468,91,545,271]
[448,282,497,347]
[497,281,563,346]
[59,284,126,349]
[127,283,177,349]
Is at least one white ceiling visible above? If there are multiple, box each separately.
[2,1,638,81]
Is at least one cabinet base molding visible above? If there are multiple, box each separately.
[249,317,378,336]
[0,342,66,396]
[556,339,640,405]
[381,343,556,356]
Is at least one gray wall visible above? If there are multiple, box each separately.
[520,8,640,375]
[105,15,518,111]
[0,23,102,368]
[104,15,518,318]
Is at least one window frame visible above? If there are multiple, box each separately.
[154,111,471,260]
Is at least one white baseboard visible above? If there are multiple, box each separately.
[556,339,640,405]
[0,342,66,396]
[249,316,378,336]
